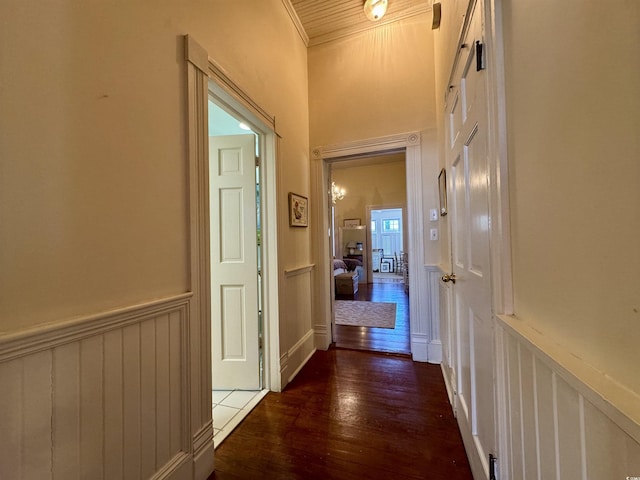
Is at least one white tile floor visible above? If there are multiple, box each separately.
[212,389,268,448]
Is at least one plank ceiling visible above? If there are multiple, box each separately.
[286,0,433,46]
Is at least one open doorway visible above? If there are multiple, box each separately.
[368,206,405,285]
[208,100,262,391]
[329,155,410,355]
[207,96,271,447]
[312,130,437,363]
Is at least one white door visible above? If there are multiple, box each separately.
[210,134,260,390]
[446,2,496,475]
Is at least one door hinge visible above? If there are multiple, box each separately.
[476,41,486,71]
[258,309,263,350]
[489,454,497,480]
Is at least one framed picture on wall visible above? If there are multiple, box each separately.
[288,192,308,227]
[438,168,448,216]
[343,218,361,227]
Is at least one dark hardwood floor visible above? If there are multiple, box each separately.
[334,281,410,355]
[209,349,472,480]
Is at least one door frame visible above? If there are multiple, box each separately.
[207,71,281,394]
[311,131,440,363]
[185,36,281,409]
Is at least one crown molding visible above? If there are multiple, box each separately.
[281,0,310,47]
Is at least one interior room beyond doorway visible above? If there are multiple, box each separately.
[330,153,409,355]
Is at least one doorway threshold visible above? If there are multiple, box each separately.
[212,389,269,448]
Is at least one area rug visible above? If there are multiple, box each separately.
[335,301,397,329]
[372,273,404,284]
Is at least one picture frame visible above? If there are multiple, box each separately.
[288,192,308,227]
[438,168,448,216]
[343,218,361,227]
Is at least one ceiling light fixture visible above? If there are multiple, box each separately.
[363,0,388,22]
[331,182,346,204]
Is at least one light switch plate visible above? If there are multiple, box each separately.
[430,228,438,241]
[430,208,438,221]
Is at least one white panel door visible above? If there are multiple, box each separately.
[446,2,496,474]
[210,134,260,390]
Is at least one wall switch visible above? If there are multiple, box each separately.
[430,208,438,221]
[430,228,438,241]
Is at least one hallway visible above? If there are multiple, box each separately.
[210,349,472,480]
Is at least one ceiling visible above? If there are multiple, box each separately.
[286,0,434,47]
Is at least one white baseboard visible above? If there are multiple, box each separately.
[314,323,331,351]
[410,333,429,362]
[279,328,315,389]
[192,421,215,480]
[427,339,442,364]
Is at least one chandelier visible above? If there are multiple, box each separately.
[331,182,346,204]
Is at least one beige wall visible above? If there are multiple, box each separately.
[0,0,310,347]
[332,155,407,229]
[502,0,640,394]
[308,15,437,148]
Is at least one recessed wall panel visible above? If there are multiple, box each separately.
[218,148,244,176]
[219,188,244,262]
[465,124,489,278]
[449,93,461,148]
[451,154,466,270]
[221,285,246,360]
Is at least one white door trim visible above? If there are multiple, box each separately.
[483,0,514,475]
[311,131,441,363]
[184,36,282,472]
[185,34,215,479]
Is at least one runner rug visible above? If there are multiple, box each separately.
[334,301,397,329]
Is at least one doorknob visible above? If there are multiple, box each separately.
[441,273,456,284]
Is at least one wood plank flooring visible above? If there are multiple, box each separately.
[334,282,410,355]
[209,349,472,480]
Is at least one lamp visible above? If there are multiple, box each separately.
[331,182,346,204]
[363,0,388,21]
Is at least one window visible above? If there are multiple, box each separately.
[371,220,376,232]
[382,219,400,232]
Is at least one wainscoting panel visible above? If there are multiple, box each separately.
[497,318,640,480]
[0,295,192,480]
[439,278,640,479]
[283,265,315,389]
